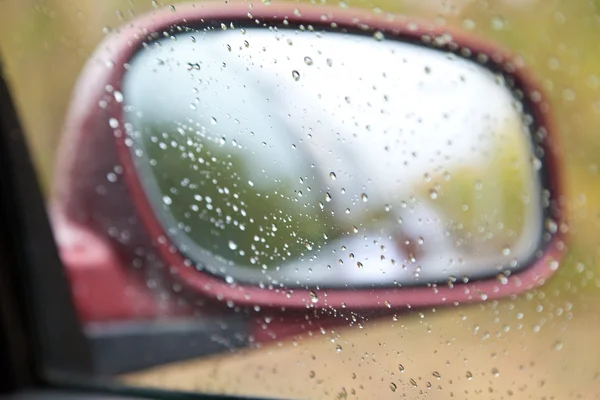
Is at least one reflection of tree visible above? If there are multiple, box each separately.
[415,125,535,256]
[141,123,341,270]
[137,118,537,274]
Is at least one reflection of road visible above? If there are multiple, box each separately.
[124,28,537,286]
[271,201,462,286]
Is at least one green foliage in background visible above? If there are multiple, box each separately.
[142,122,338,269]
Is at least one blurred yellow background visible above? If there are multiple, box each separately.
[2,0,600,398]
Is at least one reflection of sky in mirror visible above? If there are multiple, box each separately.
[123,28,542,287]
[127,29,520,184]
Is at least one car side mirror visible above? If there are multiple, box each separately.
[53,2,565,312]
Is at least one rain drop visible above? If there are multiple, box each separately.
[554,340,563,351]
[309,290,319,303]
[292,70,301,81]
[491,15,506,30]
[113,91,123,103]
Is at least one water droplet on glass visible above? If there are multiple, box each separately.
[554,340,563,351]
[398,364,405,372]
[562,88,576,102]
[162,196,172,205]
[546,218,558,233]
[329,171,337,180]
[228,240,238,250]
[466,371,473,380]
[309,290,319,303]
[336,344,343,352]
[390,383,397,392]
[463,19,476,30]
[292,70,301,81]
[113,91,123,103]
[361,193,369,202]
[373,31,385,41]
[210,117,218,125]
[491,15,505,30]
[304,56,313,66]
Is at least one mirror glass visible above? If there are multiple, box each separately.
[122,26,544,288]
